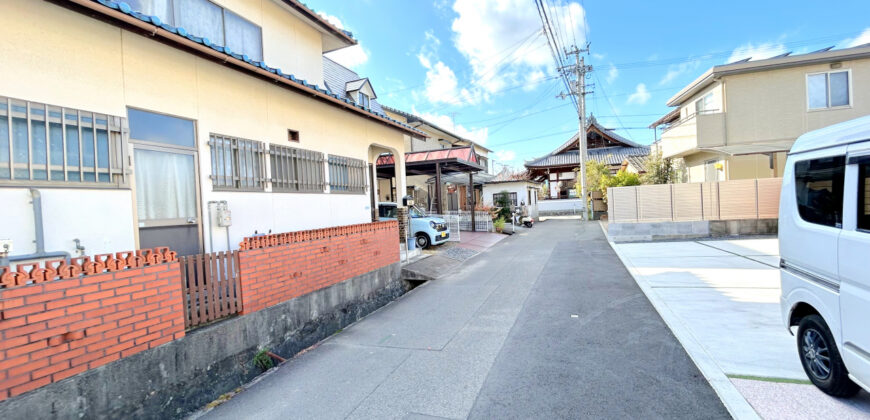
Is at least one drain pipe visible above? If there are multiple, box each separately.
[0,189,71,266]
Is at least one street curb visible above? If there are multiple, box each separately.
[601,223,760,420]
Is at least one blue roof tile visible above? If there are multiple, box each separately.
[89,0,422,136]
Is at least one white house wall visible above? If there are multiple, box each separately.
[0,188,136,257]
[0,0,408,258]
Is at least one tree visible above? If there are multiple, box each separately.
[641,149,675,185]
[600,169,641,202]
[493,190,513,221]
[573,159,610,202]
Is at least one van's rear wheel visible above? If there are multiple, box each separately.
[797,315,860,397]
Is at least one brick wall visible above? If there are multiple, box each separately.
[237,221,399,314]
[0,249,185,401]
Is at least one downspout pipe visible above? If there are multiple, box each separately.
[0,189,71,266]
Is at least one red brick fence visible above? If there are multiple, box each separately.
[0,221,398,402]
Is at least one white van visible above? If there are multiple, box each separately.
[780,115,870,397]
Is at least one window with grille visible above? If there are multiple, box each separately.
[208,134,267,191]
[269,145,325,193]
[0,96,128,187]
[328,155,366,194]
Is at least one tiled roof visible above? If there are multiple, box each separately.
[525,146,650,168]
[280,0,356,44]
[85,0,422,137]
[380,105,493,152]
[322,57,383,114]
[552,117,642,155]
[624,155,648,172]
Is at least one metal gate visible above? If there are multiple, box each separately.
[431,213,461,242]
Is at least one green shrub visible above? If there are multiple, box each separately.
[493,216,506,231]
[253,349,274,371]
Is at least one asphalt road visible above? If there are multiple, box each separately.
[198,220,728,419]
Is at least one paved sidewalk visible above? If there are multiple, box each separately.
[197,220,727,419]
[612,237,870,419]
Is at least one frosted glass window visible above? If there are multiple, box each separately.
[225,10,262,61]
[176,0,224,45]
[0,97,126,186]
[830,71,850,107]
[807,73,828,109]
[808,71,850,109]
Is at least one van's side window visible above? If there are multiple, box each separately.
[859,164,870,231]
[794,156,845,228]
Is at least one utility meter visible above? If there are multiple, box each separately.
[216,201,232,227]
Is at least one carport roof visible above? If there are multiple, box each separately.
[376,146,484,177]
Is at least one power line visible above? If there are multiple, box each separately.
[593,72,634,141]
[380,29,542,96]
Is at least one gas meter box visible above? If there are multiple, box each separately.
[216,202,232,227]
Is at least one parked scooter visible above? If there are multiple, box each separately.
[513,205,534,228]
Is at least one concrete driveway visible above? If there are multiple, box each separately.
[611,236,870,419]
[195,221,728,419]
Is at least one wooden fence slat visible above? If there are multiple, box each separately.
[232,251,245,312]
[177,250,243,329]
[195,254,208,322]
[208,253,219,321]
[225,252,235,314]
[186,257,198,327]
[221,252,232,316]
[180,256,192,328]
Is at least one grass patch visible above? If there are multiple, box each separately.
[727,374,812,385]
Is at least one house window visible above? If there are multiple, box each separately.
[493,192,517,207]
[794,156,845,228]
[0,96,127,187]
[807,70,850,109]
[269,145,325,193]
[358,93,370,109]
[128,0,263,61]
[328,155,366,194]
[288,129,300,143]
[694,92,714,115]
[208,134,267,191]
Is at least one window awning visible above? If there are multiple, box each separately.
[700,140,795,156]
[376,146,484,177]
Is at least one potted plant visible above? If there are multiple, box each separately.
[493,216,506,233]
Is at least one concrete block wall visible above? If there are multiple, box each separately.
[237,221,399,314]
[0,253,185,401]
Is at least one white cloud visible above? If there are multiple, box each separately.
[416,30,480,106]
[658,59,700,86]
[319,13,369,69]
[726,41,786,64]
[450,0,586,95]
[524,70,547,91]
[325,46,369,69]
[841,28,870,48]
[413,108,489,145]
[606,65,619,84]
[493,150,517,162]
[626,83,651,105]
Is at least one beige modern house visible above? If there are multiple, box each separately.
[651,44,870,183]
[0,0,423,261]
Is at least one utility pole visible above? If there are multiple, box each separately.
[558,44,593,220]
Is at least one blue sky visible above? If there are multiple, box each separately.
[307,0,870,170]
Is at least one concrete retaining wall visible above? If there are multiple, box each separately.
[605,219,778,242]
[0,262,407,419]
